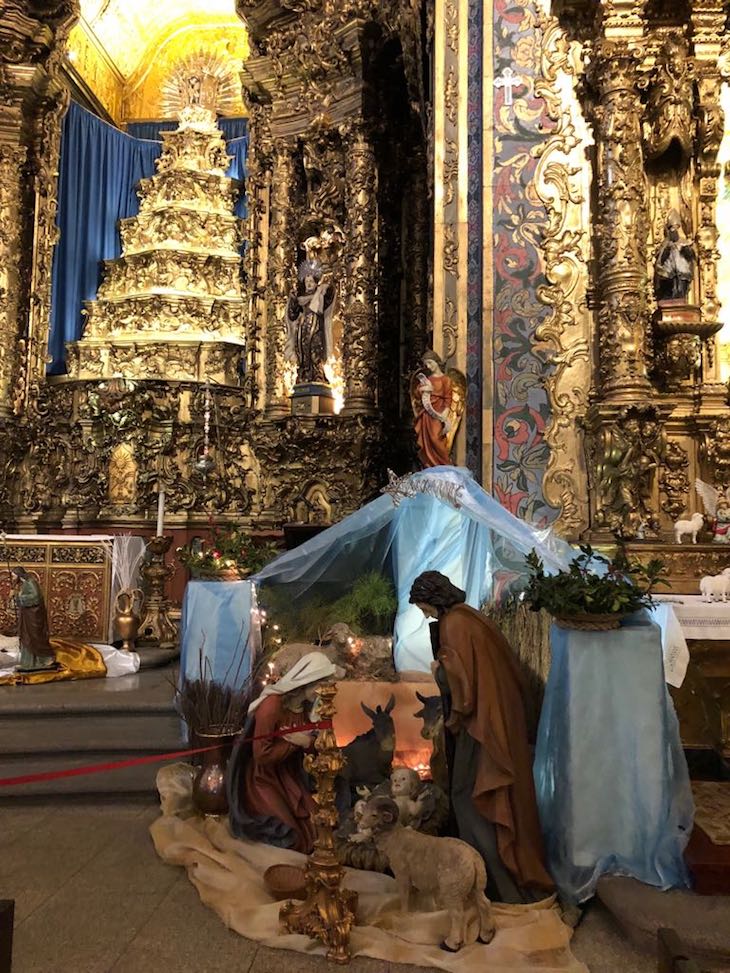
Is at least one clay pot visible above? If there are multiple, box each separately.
[114,588,145,652]
[191,727,239,817]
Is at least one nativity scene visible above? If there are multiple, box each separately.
[1,0,730,971]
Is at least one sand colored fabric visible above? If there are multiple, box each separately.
[438,604,554,893]
[692,781,730,845]
[152,765,586,972]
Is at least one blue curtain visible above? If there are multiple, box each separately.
[126,117,248,142]
[49,102,162,374]
[49,107,249,374]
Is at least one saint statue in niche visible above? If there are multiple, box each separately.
[285,260,335,386]
[654,210,696,302]
[410,351,466,468]
[11,567,57,672]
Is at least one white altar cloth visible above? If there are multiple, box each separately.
[654,594,730,641]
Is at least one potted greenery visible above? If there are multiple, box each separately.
[522,545,667,631]
[177,526,278,581]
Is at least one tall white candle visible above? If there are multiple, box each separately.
[156,490,165,537]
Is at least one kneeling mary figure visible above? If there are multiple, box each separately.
[227,652,339,854]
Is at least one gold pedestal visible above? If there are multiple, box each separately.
[280,682,357,964]
[137,536,178,649]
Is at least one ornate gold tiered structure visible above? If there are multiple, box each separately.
[66,104,246,386]
[280,682,357,964]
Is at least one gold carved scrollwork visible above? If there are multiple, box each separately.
[587,38,652,398]
[533,12,591,538]
[643,34,695,162]
[659,439,690,520]
[589,404,665,538]
[0,143,28,419]
[265,140,297,415]
[341,124,377,415]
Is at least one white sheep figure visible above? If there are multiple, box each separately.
[699,568,730,602]
[674,512,704,545]
[358,795,495,952]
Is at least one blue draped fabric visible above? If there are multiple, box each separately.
[49,107,248,374]
[253,467,574,672]
[534,618,693,904]
[180,580,257,686]
[126,117,248,141]
[49,102,162,374]
[125,120,177,140]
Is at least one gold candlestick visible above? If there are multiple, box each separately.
[137,535,178,649]
[280,682,357,964]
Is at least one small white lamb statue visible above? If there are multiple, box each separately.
[674,512,704,545]
[699,568,730,603]
[358,796,495,952]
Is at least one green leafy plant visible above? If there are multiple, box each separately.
[522,545,667,618]
[258,572,398,641]
[177,526,278,579]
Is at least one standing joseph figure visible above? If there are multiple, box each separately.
[11,567,56,671]
[410,571,554,904]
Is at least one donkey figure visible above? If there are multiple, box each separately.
[414,692,448,791]
[341,695,396,797]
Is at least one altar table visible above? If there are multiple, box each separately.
[534,616,693,904]
[0,534,145,643]
[654,594,730,761]
[179,580,260,687]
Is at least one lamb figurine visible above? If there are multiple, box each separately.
[674,512,704,545]
[358,796,495,952]
[699,568,730,602]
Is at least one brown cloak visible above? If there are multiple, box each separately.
[241,695,317,854]
[438,603,554,892]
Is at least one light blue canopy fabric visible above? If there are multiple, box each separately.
[254,467,573,672]
[534,617,693,903]
[179,580,258,686]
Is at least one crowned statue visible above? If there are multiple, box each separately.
[654,210,696,302]
[285,259,336,386]
[410,351,466,468]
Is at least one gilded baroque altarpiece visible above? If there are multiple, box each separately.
[0,0,430,533]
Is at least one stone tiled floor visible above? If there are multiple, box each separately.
[0,800,653,973]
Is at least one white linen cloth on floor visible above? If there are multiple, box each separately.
[0,635,139,676]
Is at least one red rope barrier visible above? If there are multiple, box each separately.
[0,720,333,789]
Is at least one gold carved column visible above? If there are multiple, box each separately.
[0,6,74,419]
[588,38,652,401]
[0,140,27,420]
[691,0,725,384]
[341,123,377,416]
[432,0,468,466]
[265,139,297,419]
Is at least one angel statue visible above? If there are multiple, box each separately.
[285,259,336,386]
[695,479,730,543]
[410,351,466,468]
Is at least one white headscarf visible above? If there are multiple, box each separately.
[248,651,338,715]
